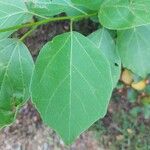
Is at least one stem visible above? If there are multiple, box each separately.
[0,12,97,33]
[70,20,73,32]
[20,26,37,41]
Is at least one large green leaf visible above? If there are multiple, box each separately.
[71,0,103,10]
[0,0,32,39]
[117,25,150,78]
[98,0,150,30]
[0,39,34,128]
[27,0,88,17]
[31,31,113,144]
[88,28,121,87]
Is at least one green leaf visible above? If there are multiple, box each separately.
[145,85,150,96]
[88,28,121,87]
[71,0,103,10]
[141,97,150,105]
[31,31,113,144]
[143,105,150,119]
[27,0,88,17]
[0,0,32,39]
[98,0,150,30]
[0,39,34,128]
[117,25,150,78]
[127,88,137,103]
[130,106,142,117]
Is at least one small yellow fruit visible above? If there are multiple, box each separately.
[121,69,133,85]
[127,128,133,134]
[131,80,146,91]
[116,135,124,141]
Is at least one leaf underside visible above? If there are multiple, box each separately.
[27,0,88,18]
[0,0,32,39]
[31,31,113,144]
[99,0,150,30]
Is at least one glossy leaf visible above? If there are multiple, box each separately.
[117,25,150,78]
[71,0,103,10]
[27,0,88,17]
[88,28,121,87]
[0,0,32,39]
[0,39,34,128]
[31,31,113,144]
[99,0,150,30]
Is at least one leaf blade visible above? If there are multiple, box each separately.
[88,28,121,87]
[98,0,150,30]
[71,0,103,10]
[31,31,113,144]
[0,39,34,128]
[117,25,150,77]
[27,0,88,17]
[0,0,32,39]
